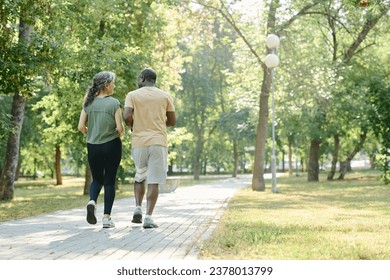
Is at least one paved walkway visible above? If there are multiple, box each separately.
[0,175,251,260]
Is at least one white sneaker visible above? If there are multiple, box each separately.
[102,217,115,228]
[132,206,143,224]
[86,200,97,225]
[143,215,158,229]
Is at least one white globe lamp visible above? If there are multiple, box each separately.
[266,34,280,49]
[265,54,279,68]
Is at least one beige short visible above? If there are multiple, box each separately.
[131,146,168,184]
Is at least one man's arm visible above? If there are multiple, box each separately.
[166,111,176,127]
[124,107,134,131]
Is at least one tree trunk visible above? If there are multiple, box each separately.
[0,94,26,200]
[338,161,348,180]
[168,160,173,175]
[193,135,203,180]
[232,140,238,177]
[193,156,200,180]
[84,161,92,195]
[369,155,375,169]
[338,131,367,180]
[308,138,321,182]
[252,68,272,191]
[347,161,352,172]
[288,141,293,175]
[15,160,21,181]
[55,144,62,185]
[33,158,37,180]
[327,134,340,180]
[202,158,207,175]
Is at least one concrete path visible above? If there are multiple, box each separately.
[0,175,251,260]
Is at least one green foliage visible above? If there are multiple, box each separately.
[366,75,390,184]
[0,97,13,141]
[273,0,389,177]
[0,0,58,96]
[1,0,389,184]
[13,0,183,178]
[168,127,193,168]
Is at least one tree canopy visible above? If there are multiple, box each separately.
[1,0,389,200]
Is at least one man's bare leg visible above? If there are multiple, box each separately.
[146,184,159,215]
[132,180,145,223]
[134,180,145,207]
[143,184,159,228]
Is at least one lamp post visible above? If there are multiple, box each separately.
[265,34,280,193]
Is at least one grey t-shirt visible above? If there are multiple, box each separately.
[84,96,120,144]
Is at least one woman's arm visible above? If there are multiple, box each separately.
[78,109,88,135]
[115,107,125,137]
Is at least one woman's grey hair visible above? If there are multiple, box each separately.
[84,71,116,107]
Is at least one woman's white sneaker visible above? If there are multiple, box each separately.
[102,217,115,228]
[86,200,97,225]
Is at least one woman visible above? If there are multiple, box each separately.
[78,71,124,228]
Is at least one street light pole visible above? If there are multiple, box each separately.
[270,63,277,193]
[265,34,280,193]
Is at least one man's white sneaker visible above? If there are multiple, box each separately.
[143,216,158,229]
[102,217,115,228]
[132,206,143,224]
[86,200,97,225]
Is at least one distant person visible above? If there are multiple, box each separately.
[124,68,176,229]
[78,71,124,228]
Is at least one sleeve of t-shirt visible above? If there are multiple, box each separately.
[124,92,133,108]
[114,98,120,112]
[166,94,175,112]
[83,104,90,114]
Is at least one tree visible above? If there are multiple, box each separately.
[176,7,234,179]
[195,0,321,190]
[0,1,48,200]
[179,47,220,179]
[219,108,254,176]
[308,1,389,181]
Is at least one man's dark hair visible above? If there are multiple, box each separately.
[140,68,157,83]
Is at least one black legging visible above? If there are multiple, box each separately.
[87,137,122,215]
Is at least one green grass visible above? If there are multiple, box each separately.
[199,171,390,260]
[0,175,227,222]
[0,177,135,222]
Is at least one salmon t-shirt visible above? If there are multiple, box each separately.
[124,86,175,148]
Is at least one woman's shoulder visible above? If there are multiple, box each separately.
[107,96,121,105]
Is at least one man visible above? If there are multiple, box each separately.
[124,68,176,229]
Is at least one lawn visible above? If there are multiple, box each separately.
[199,171,390,260]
